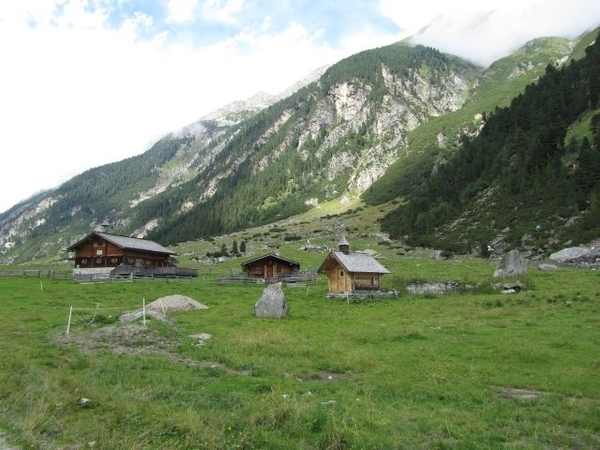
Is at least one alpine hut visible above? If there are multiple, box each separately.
[241,253,300,281]
[317,236,390,294]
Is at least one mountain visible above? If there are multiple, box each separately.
[375,29,600,255]
[1,28,598,264]
[198,65,329,126]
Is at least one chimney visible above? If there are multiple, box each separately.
[95,221,110,233]
[338,235,350,254]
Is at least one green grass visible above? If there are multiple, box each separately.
[0,255,599,449]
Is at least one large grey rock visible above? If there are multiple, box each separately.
[549,247,594,262]
[254,283,288,318]
[494,250,527,278]
[538,263,559,271]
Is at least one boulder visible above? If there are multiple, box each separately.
[405,281,459,295]
[494,250,527,278]
[538,263,559,271]
[549,246,594,263]
[254,282,289,318]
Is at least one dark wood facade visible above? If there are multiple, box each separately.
[241,253,300,280]
[68,232,175,269]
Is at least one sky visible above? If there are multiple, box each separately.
[0,0,599,214]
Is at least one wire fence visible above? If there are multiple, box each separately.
[0,269,72,279]
[0,267,322,285]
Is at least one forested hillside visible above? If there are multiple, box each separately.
[378,31,600,254]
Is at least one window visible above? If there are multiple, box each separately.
[339,270,344,277]
[96,249,103,256]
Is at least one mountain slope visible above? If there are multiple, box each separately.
[362,35,578,205]
[377,29,600,255]
[145,44,479,245]
[0,30,594,264]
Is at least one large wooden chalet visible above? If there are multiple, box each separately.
[241,253,300,281]
[68,231,197,279]
[68,231,176,269]
[318,236,390,294]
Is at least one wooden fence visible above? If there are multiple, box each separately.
[71,265,198,282]
[110,265,198,278]
[0,270,71,279]
[217,270,318,286]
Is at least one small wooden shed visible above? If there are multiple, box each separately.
[317,236,390,294]
[68,231,175,269]
[241,253,300,280]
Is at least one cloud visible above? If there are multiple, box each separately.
[201,0,246,24]
[381,0,600,66]
[166,0,199,24]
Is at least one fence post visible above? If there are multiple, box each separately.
[142,298,146,326]
[66,306,73,335]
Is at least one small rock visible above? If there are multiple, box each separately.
[189,332,212,346]
[77,397,93,408]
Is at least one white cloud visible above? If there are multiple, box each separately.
[166,0,198,24]
[201,0,246,24]
[380,0,600,66]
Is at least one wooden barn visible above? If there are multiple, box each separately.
[68,231,176,269]
[317,236,390,294]
[241,253,300,281]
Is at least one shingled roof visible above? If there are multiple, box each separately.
[68,232,175,255]
[241,252,300,267]
[318,250,390,275]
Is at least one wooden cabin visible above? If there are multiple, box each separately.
[68,231,175,269]
[317,236,390,294]
[241,253,300,280]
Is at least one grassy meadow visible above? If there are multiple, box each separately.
[0,248,599,449]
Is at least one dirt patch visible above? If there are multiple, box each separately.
[169,355,251,376]
[497,386,542,401]
[316,371,344,382]
[56,323,176,355]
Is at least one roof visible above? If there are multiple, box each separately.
[241,252,300,267]
[318,250,390,275]
[68,232,175,255]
